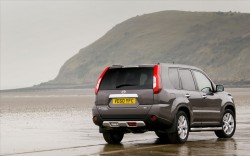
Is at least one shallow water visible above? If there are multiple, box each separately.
[0,88,250,155]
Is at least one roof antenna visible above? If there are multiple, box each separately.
[173,61,175,64]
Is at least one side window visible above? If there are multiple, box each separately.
[179,69,196,91]
[168,68,180,89]
[193,70,213,92]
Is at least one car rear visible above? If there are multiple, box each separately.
[92,64,162,130]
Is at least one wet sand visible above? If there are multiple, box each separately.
[0,88,250,156]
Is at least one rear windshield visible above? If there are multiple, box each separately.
[99,67,153,90]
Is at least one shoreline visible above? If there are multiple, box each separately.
[1,84,249,93]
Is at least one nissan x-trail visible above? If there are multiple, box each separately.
[92,63,236,144]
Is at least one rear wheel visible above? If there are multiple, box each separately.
[155,131,168,138]
[168,111,189,144]
[103,131,124,144]
[155,131,170,142]
[215,109,236,138]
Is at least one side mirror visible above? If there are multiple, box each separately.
[201,87,211,93]
[216,85,224,92]
[201,87,214,95]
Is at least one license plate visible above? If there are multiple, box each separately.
[112,98,136,104]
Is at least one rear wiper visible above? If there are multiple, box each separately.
[116,84,137,88]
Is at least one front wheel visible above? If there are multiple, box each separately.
[168,111,189,144]
[215,109,236,138]
[103,131,124,144]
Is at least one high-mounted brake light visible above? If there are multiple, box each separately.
[95,67,109,95]
[153,65,161,94]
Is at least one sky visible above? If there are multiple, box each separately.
[1,0,250,90]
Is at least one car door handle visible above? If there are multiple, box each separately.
[185,94,190,98]
[202,95,207,99]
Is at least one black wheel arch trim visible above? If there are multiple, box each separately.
[220,102,236,122]
[175,103,192,125]
[222,102,236,114]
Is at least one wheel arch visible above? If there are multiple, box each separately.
[224,103,236,116]
[220,102,236,123]
[177,106,191,125]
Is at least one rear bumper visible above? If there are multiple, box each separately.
[103,121,146,127]
[92,104,173,130]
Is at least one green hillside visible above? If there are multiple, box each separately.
[45,11,250,88]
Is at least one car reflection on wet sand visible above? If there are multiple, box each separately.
[101,138,238,155]
[0,88,249,156]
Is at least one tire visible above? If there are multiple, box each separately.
[215,109,236,138]
[168,111,189,144]
[155,131,170,143]
[155,131,168,138]
[103,131,124,144]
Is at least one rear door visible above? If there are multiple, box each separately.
[96,67,154,119]
[179,69,203,126]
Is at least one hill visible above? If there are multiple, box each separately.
[43,11,250,88]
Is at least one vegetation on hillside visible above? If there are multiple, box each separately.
[44,11,250,88]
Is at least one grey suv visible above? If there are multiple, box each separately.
[92,63,236,144]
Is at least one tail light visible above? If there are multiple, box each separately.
[92,116,97,123]
[153,64,161,94]
[95,67,109,95]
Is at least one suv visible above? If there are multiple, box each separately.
[92,63,236,144]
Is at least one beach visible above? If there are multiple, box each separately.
[0,88,250,155]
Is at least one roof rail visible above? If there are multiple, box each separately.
[111,64,123,68]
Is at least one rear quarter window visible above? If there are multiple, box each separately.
[168,68,180,89]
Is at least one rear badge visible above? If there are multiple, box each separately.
[121,90,126,94]
[98,106,108,111]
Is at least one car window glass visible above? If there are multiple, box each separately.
[99,67,153,90]
[193,71,213,92]
[140,73,147,85]
[169,68,180,89]
[179,69,196,91]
